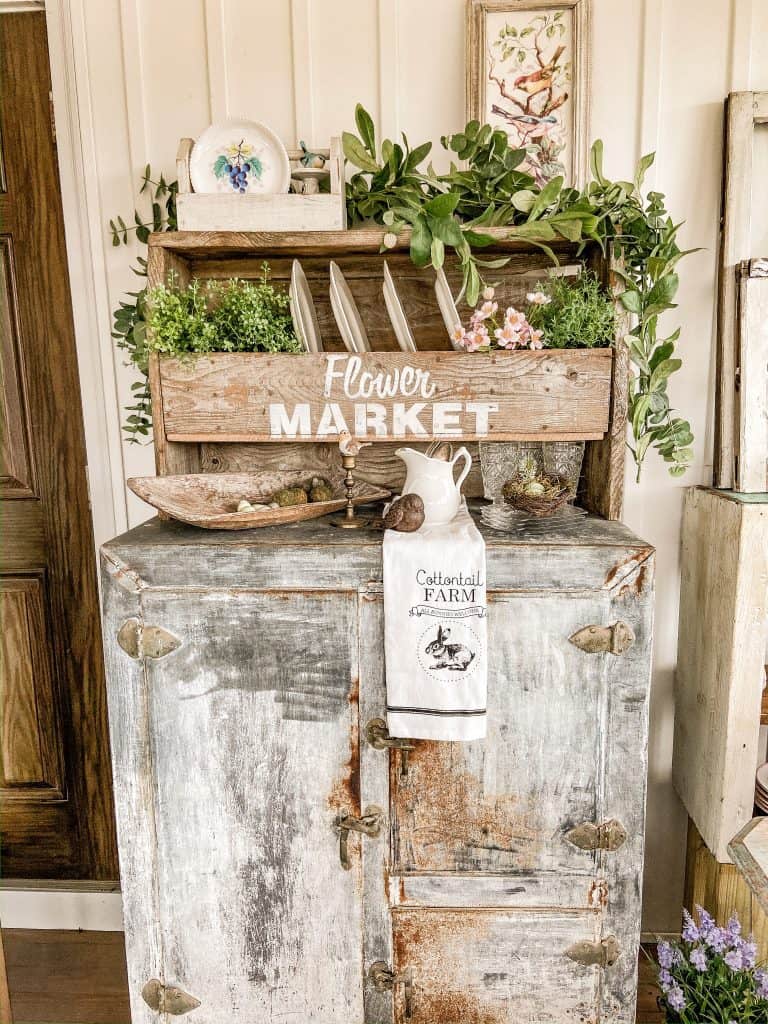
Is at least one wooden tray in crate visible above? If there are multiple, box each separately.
[147,230,629,519]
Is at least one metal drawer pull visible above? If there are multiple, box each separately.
[569,621,635,656]
[141,979,200,1015]
[365,718,415,777]
[118,618,181,660]
[565,819,628,852]
[369,961,413,1019]
[565,935,620,968]
[333,805,383,870]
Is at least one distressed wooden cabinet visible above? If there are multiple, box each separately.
[101,512,654,1024]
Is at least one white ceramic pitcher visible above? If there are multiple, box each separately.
[396,444,472,526]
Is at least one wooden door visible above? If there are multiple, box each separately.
[0,12,116,879]
[106,585,366,1024]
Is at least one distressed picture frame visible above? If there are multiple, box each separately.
[466,0,592,186]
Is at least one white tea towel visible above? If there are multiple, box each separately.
[384,502,487,740]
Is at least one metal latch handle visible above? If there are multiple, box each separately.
[141,979,200,1016]
[333,805,383,870]
[565,819,628,852]
[565,934,620,968]
[369,961,413,1019]
[569,621,635,655]
[365,718,414,777]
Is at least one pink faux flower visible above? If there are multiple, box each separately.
[451,324,467,347]
[505,307,528,330]
[528,329,545,350]
[494,323,522,349]
[473,300,498,321]
[526,290,551,305]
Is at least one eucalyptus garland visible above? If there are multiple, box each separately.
[110,105,694,477]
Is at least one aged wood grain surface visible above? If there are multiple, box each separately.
[737,266,768,491]
[137,588,365,1022]
[100,560,161,1024]
[390,593,609,886]
[729,817,768,916]
[673,487,768,860]
[102,510,653,595]
[0,9,116,881]
[685,818,768,961]
[156,350,612,443]
[392,908,601,1024]
[601,557,655,1022]
[101,511,654,1023]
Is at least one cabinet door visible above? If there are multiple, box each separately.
[391,593,614,904]
[391,909,601,1024]
[131,588,364,1024]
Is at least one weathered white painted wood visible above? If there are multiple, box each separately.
[101,510,654,1023]
[673,487,768,862]
[729,816,768,915]
[358,595,394,1023]
[391,908,601,1024]
[128,587,363,1021]
[103,510,653,595]
[601,557,655,1022]
[390,593,610,882]
[715,92,768,488]
[99,555,162,1024]
[737,265,768,491]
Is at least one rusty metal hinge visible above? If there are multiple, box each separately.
[569,621,635,655]
[368,961,413,1019]
[365,718,415,777]
[333,805,383,870]
[141,979,200,1016]
[565,819,628,852]
[117,618,181,660]
[565,935,620,968]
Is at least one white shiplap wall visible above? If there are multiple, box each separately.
[63,0,767,933]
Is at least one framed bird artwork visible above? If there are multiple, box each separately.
[466,0,592,187]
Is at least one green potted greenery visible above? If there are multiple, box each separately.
[111,106,694,479]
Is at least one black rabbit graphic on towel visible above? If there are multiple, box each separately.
[424,624,476,672]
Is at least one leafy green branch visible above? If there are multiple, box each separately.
[342,104,694,477]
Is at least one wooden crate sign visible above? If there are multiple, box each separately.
[156,349,613,443]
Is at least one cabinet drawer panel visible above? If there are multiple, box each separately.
[140,590,363,1023]
[391,593,609,879]
[392,908,601,1024]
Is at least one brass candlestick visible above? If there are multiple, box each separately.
[330,434,370,529]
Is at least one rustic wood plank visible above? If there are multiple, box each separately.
[102,512,654,595]
[580,252,630,520]
[149,228,591,260]
[728,817,768,916]
[715,93,757,488]
[601,557,655,1023]
[156,350,612,443]
[136,587,365,1022]
[391,908,601,1024]
[99,555,161,1024]
[359,595,394,1024]
[736,266,768,491]
[0,930,10,1024]
[3,928,129,1024]
[673,488,768,861]
[684,818,768,962]
[761,685,768,726]
[176,193,347,232]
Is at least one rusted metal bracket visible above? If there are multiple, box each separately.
[117,618,181,660]
[565,935,620,968]
[141,979,200,1015]
[365,718,415,777]
[565,819,628,852]
[569,621,635,655]
[368,961,413,1019]
[333,805,383,870]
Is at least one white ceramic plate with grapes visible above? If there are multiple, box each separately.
[189,120,291,196]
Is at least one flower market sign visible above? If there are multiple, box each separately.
[158,350,613,442]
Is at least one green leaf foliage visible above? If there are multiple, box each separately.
[526,273,616,350]
[341,106,695,479]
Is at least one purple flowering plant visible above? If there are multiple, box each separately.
[656,906,768,1022]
